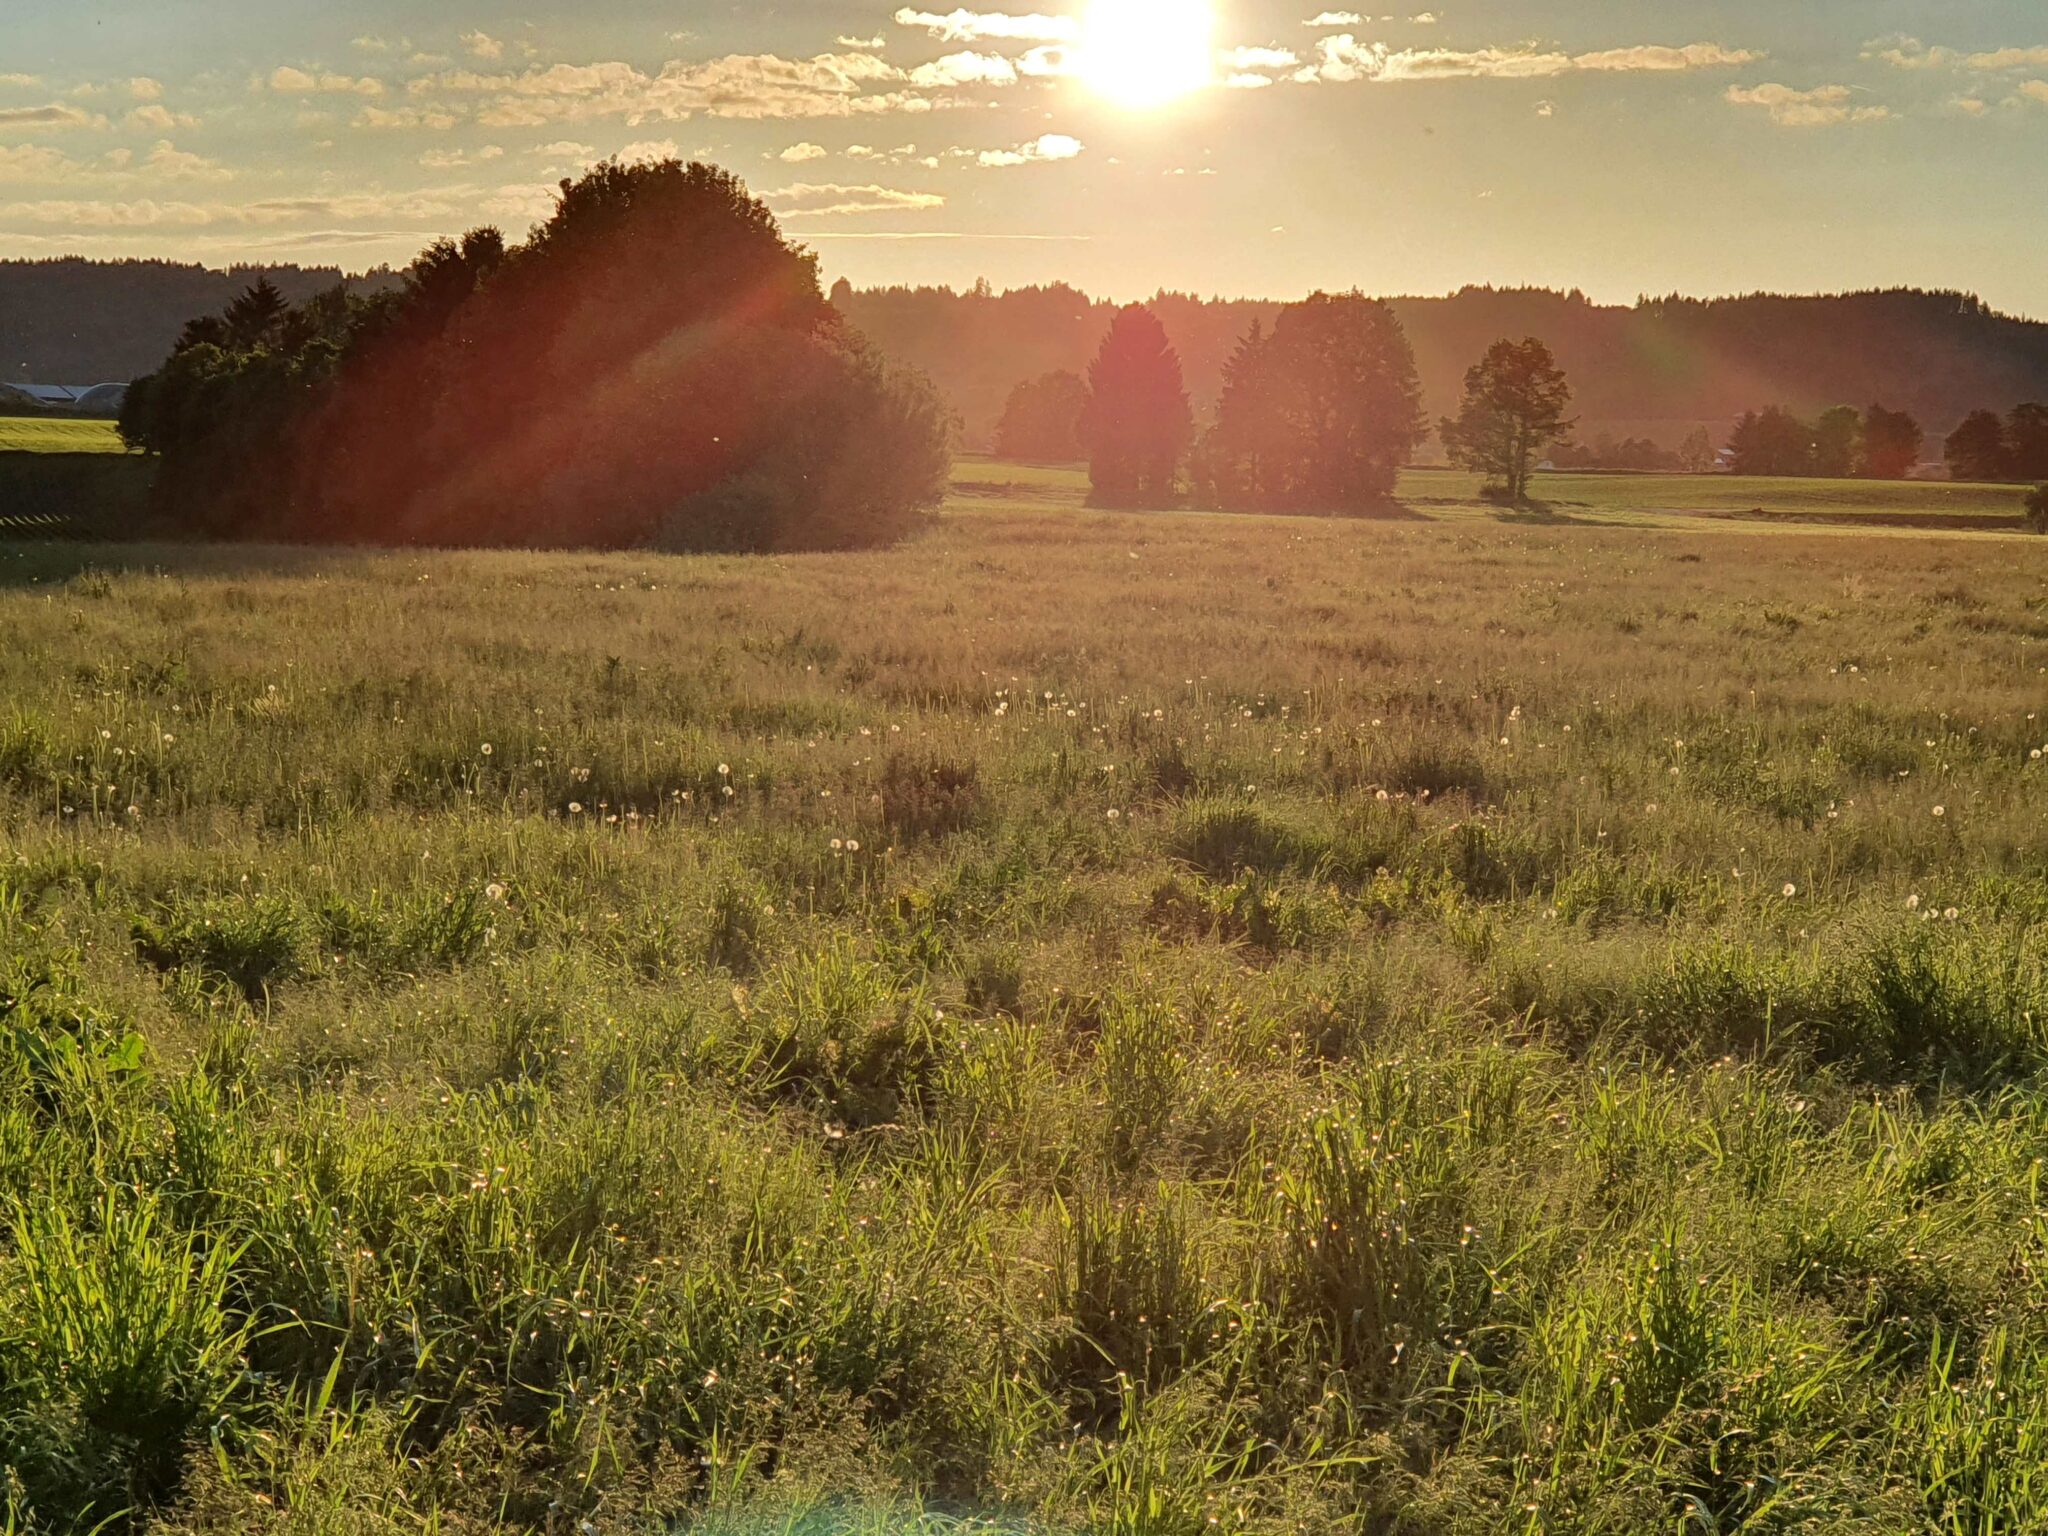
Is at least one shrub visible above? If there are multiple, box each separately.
[132,896,308,998]
[2026,482,2048,533]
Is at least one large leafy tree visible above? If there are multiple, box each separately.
[1945,409,2011,482]
[1811,406,1863,478]
[995,370,1089,460]
[122,160,950,551]
[1860,403,1924,479]
[1438,336,1574,503]
[1201,293,1425,512]
[1081,304,1192,507]
[1726,407,1814,477]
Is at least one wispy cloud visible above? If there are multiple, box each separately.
[892,8,1078,43]
[1309,37,1759,83]
[766,180,947,215]
[975,131,1083,166]
[269,66,385,97]
[1725,82,1889,127]
[0,102,105,129]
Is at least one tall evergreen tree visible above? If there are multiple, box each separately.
[1438,336,1575,503]
[1081,304,1192,506]
[223,277,289,349]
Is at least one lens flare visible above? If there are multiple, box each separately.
[1076,0,1216,109]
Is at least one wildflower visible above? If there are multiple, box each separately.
[486,883,508,902]
[717,763,730,776]
[1944,907,1959,922]
[1376,789,1390,802]
[480,743,493,756]
[569,802,584,815]
[1106,808,1121,821]
[1932,805,1945,818]
[847,839,860,853]
[99,729,111,740]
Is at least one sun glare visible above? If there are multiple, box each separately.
[1076,0,1216,109]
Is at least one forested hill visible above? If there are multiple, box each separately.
[10,257,2048,452]
[836,282,2048,448]
[0,257,393,385]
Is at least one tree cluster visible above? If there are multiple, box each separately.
[994,370,1088,460]
[1942,404,2048,483]
[119,161,952,552]
[1071,293,1429,512]
[1724,404,1924,479]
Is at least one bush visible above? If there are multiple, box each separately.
[2026,482,2048,533]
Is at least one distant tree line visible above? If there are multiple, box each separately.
[120,161,951,552]
[1942,404,2048,483]
[1723,404,1925,479]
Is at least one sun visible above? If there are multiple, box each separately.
[1075,0,1216,109]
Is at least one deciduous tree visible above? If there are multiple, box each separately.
[1860,404,1923,479]
[1945,410,2011,482]
[1439,337,1574,503]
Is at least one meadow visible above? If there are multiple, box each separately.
[0,471,2045,1534]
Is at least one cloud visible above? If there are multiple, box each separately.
[779,141,829,161]
[418,145,504,168]
[0,144,81,182]
[269,66,385,96]
[352,36,392,54]
[1963,46,2048,71]
[909,51,1018,87]
[2020,80,2048,104]
[142,140,233,182]
[531,139,596,157]
[418,52,946,127]
[0,74,44,89]
[1861,35,1953,70]
[128,104,200,132]
[892,8,1078,43]
[354,105,459,130]
[1725,83,1889,127]
[618,139,680,162]
[1310,36,1758,83]
[1304,11,1362,26]
[462,32,506,61]
[128,77,163,101]
[766,180,947,215]
[839,35,887,49]
[0,103,103,129]
[1221,47,1300,71]
[1226,73,1276,89]
[975,131,1082,165]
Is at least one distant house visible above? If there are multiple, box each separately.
[4,382,129,415]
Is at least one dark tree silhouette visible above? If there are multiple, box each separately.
[1861,404,1923,479]
[1439,336,1575,502]
[1812,406,1862,478]
[2007,403,2048,481]
[1727,407,1815,477]
[223,277,290,349]
[995,370,1089,460]
[121,159,951,551]
[1945,410,2011,482]
[1081,304,1192,506]
[2027,483,2048,533]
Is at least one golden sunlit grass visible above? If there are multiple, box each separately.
[0,485,2045,1531]
[0,416,128,454]
[1076,0,1216,107]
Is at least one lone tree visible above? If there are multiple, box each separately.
[995,370,1089,460]
[1439,336,1574,503]
[1861,403,1924,479]
[1082,304,1192,506]
[1945,409,2011,482]
[2008,403,2048,480]
[1200,294,1425,512]
[1678,426,1718,474]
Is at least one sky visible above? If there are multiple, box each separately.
[4,1,2048,313]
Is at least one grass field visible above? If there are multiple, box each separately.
[0,476,2045,1533]
[0,416,129,454]
[956,457,2039,530]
